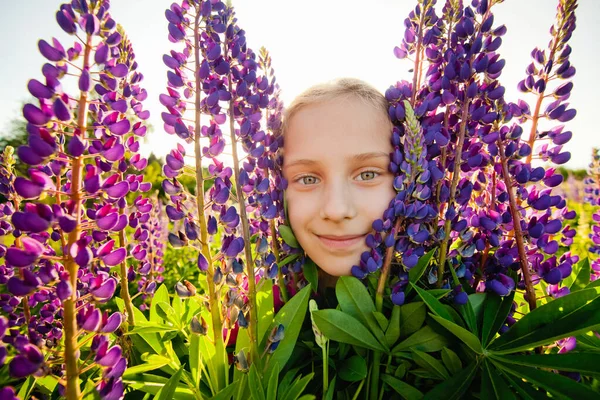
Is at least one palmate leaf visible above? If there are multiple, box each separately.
[335,276,387,346]
[312,309,387,352]
[429,314,483,354]
[393,325,450,353]
[264,284,312,380]
[303,259,319,293]
[399,302,426,338]
[279,225,300,248]
[150,283,170,323]
[498,371,548,400]
[411,283,453,322]
[481,360,517,400]
[570,258,591,292]
[406,248,436,295]
[338,355,367,382]
[481,290,515,347]
[492,353,600,376]
[423,360,478,400]
[156,367,185,400]
[492,359,600,400]
[441,348,462,375]
[411,349,449,380]
[249,364,266,400]
[489,287,600,354]
[381,374,424,400]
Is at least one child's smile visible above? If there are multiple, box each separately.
[283,95,395,276]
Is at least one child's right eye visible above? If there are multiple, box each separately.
[297,175,320,185]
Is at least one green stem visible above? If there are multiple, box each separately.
[350,379,366,400]
[322,339,329,397]
[496,139,537,311]
[118,172,135,326]
[369,350,381,400]
[193,8,227,390]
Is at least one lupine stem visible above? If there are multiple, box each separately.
[437,99,470,286]
[227,80,260,366]
[118,205,134,326]
[375,218,403,312]
[192,9,227,391]
[64,30,95,400]
[497,139,537,311]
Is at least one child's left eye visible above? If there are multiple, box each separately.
[356,171,379,181]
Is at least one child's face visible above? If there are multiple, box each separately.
[283,96,395,276]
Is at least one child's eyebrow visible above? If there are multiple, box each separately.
[284,152,389,169]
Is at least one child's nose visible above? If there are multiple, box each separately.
[319,181,357,222]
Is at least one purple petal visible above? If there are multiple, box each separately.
[53,98,71,121]
[109,119,131,135]
[91,278,117,300]
[97,213,118,230]
[79,69,91,91]
[103,248,126,266]
[97,345,122,367]
[82,308,102,331]
[58,215,77,233]
[38,39,64,62]
[105,181,130,198]
[9,355,39,378]
[95,42,109,64]
[14,177,43,199]
[83,13,100,35]
[67,135,86,157]
[74,246,92,267]
[29,134,56,157]
[23,104,50,125]
[27,79,53,99]
[12,212,50,233]
[198,253,208,271]
[56,280,72,300]
[109,64,128,78]
[18,146,44,165]
[104,144,125,162]
[102,312,123,333]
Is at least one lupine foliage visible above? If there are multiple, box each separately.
[1,0,600,399]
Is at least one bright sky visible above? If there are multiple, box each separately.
[0,0,598,170]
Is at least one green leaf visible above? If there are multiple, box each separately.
[423,360,477,400]
[469,293,487,321]
[441,348,462,375]
[324,376,336,400]
[303,259,319,293]
[156,366,184,400]
[406,249,435,295]
[281,373,315,400]
[493,353,600,376]
[265,284,311,380]
[157,301,177,325]
[493,360,600,400]
[151,284,170,323]
[115,297,164,355]
[411,283,453,322]
[489,287,600,353]
[266,363,280,400]
[279,225,300,248]
[399,302,426,338]
[123,356,169,378]
[429,314,482,354]
[481,291,515,347]
[123,374,195,399]
[338,355,367,382]
[335,276,387,347]
[385,305,401,346]
[586,278,600,289]
[381,374,424,400]
[189,333,201,387]
[211,380,240,400]
[278,368,301,400]
[497,371,548,400]
[257,278,275,345]
[427,289,451,299]
[17,376,35,399]
[412,349,449,380]
[126,325,178,335]
[373,311,389,332]
[278,253,300,267]
[393,325,450,353]
[481,360,517,400]
[457,294,478,337]
[312,309,387,352]
[249,364,266,400]
[570,258,591,292]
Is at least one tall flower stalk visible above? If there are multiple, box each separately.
[2,1,151,398]
[161,0,284,392]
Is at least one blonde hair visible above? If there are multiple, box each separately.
[282,78,391,135]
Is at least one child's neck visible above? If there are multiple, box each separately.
[318,269,339,290]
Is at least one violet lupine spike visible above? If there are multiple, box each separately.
[586,149,600,282]
[161,0,284,377]
[1,2,149,398]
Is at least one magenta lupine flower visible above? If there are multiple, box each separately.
[0,1,150,397]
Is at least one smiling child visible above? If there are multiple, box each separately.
[282,78,396,281]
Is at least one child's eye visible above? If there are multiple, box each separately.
[356,171,379,181]
[297,175,320,185]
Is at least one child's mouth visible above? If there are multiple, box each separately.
[316,234,366,249]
